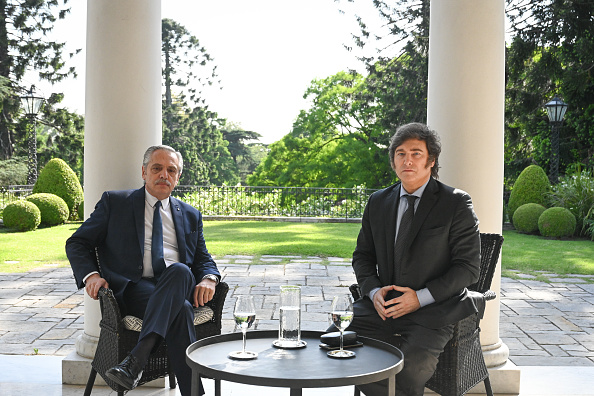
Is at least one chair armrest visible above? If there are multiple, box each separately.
[97,287,125,333]
[483,290,496,301]
[205,281,229,324]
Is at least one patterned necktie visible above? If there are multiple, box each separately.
[394,195,418,267]
[151,200,166,279]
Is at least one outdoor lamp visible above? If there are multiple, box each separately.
[20,85,44,184]
[544,95,568,184]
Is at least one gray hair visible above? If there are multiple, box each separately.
[388,122,441,179]
[143,145,183,175]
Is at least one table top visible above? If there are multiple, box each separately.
[186,330,403,389]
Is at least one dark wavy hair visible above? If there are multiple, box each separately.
[388,122,441,179]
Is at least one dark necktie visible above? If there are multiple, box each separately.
[151,200,166,279]
[394,195,418,267]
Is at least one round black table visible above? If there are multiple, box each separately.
[186,330,403,396]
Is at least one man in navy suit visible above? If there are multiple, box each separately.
[66,145,220,396]
[348,123,481,396]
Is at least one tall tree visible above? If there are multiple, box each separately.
[505,0,594,182]
[161,18,236,185]
[221,124,264,183]
[0,0,77,160]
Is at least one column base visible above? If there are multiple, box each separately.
[483,338,510,368]
[75,332,98,359]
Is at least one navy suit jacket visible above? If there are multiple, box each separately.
[352,177,481,329]
[66,187,220,309]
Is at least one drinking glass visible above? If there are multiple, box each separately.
[327,295,355,358]
[275,285,306,348]
[229,295,258,360]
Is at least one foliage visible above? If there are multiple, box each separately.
[163,101,238,185]
[3,200,41,231]
[77,200,84,221]
[547,170,594,238]
[161,18,238,185]
[33,158,83,218]
[248,71,395,189]
[0,0,78,160]
[513,203,546,234]
[221,125,265,183]
[161,18,218,110]
[25,192,68,226]
[505,0,594,183]
[508,165,550,223]
[538,207,576,238]
[0,156,27,185]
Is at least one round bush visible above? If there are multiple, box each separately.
[508,165,550,224]
[77,200,84,220]
[26,193,69,226]
[3,200,41,231]
[33,158,83,219]
[538,207,577,238]
[513,203,546,234]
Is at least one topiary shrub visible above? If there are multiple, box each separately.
[3,200,41,231]
[26,193,69,226]
[33,158,83,219]
[513,203,546,234]
[538,207,576,238]
[508,165,550,224]
[77,200,84,220]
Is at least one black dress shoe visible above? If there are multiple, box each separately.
[105,354,144,390]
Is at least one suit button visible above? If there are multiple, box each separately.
[138,266,142,269]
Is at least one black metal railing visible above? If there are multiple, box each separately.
[173,185,378,219]
[0,185,34,209]
[1,184,378,219]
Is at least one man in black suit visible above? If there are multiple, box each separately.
[66,145,220,396]
[348,123,481,396]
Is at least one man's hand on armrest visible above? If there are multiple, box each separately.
[85,273,109,300]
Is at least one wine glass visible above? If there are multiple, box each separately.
[327,295,355,358]
[229,295,258,360]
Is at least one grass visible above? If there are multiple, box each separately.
[1,221,593,278]
[501,229,594,277]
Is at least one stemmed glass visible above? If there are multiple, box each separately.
[327,295,355,358]
[229,295,258,360]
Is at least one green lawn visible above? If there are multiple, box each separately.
[1,221,593,277]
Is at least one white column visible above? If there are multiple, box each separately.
[76,0,161,362]
[427,0,520,393]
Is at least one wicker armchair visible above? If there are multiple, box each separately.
[350,233,503,396]
[83,281,229,396]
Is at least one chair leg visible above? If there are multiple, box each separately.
[354,385,361,396]
[83,368,97,396]
[484,376,494,396]
[169,371,177,389]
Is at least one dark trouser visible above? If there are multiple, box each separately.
[123,263,200,396]
[345,298,454,396]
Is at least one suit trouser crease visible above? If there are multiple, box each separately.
[123,263,199,396]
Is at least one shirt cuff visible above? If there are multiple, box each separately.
[83,271,99,285]
[416,288,436,307]
[368,287,381,301]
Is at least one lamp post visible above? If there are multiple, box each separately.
[544,95,568,184]
[20,85,44,185]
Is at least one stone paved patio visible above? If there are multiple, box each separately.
[1,255,594,368]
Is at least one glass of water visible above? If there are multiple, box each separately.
[327,295,355,358]
[229,295,258,360]
[275,285,306,348]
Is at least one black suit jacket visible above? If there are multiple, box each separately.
[352,177,481,329]
[66,187,220,308]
